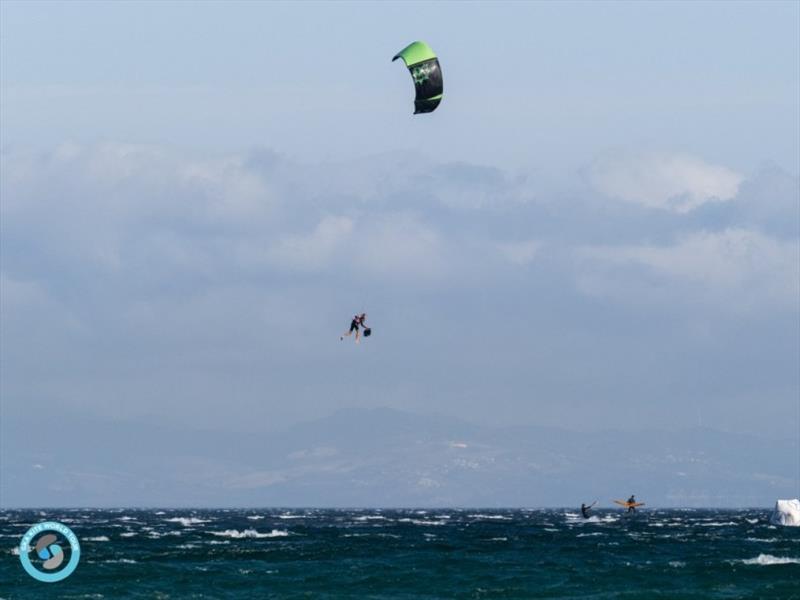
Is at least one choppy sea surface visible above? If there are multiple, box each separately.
[2,508,799,599]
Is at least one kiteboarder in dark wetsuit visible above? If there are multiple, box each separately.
[581,501,597,519]
[627,495,637,513]
[341,313,368,344]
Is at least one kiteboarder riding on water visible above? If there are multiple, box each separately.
[627,495,637,513]
[341,313,368,344]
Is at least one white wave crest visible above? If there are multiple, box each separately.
[669,561,686,568]
[165,517,209,526]
[85,536,110,542]
[397,518,447,526]
[741,554,800,566]
[210,529,289,539]
[104,558,137,564]
[565,514,618,524]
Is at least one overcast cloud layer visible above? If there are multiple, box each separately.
[2,143,797,440]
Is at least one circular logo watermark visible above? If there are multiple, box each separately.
[19,521,80,582]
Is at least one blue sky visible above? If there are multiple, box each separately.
[1,0,798,459]
[3,1,798,171]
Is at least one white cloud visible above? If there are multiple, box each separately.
[0,143,284,281]
[352,214,447,282]
[587,152,743,213]
[2,142,275,229]
[497,240,542,266]
[179,154,273,224]
[1,144,497,293]
[578,228,799,310]
[264,216,354,270]
[0,274,85,335]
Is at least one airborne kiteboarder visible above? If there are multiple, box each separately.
[341,313,370,344]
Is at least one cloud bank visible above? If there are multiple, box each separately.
[1,143,797,438]
[587,152,744,213]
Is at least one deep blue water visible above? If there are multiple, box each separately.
[2,508,799,599]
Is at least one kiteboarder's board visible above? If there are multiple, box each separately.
[363,328,371,337]
[614,500,645,508]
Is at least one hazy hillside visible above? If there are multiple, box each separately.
[2,407,796,507]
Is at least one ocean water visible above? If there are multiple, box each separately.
[2,508,799,599]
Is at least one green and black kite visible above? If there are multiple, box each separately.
[392,41,443,114]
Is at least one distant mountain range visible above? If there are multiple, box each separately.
[2,407,797,507]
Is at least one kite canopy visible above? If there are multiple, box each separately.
[392,41,443,114]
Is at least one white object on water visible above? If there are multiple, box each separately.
[769,499,800,526]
